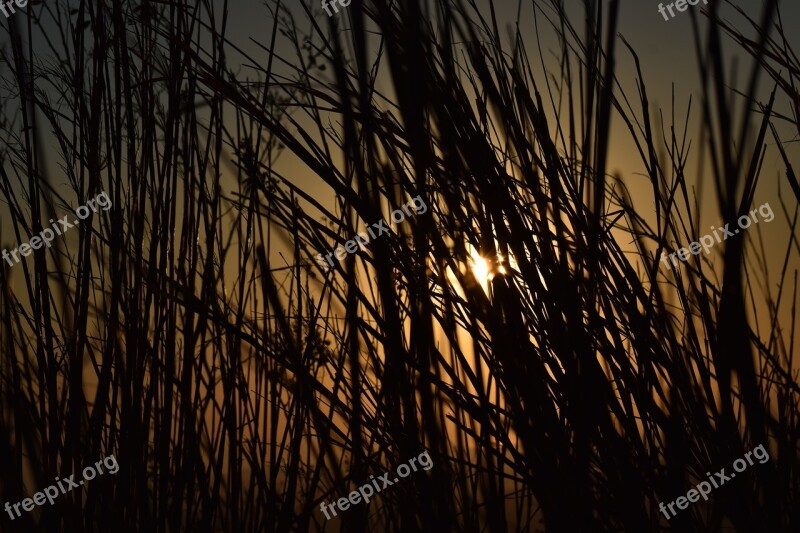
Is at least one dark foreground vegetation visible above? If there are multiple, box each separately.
[0,0,798,531]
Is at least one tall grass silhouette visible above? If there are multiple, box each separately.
[0,0,798,531]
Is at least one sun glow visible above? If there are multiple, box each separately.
[467,246,517,295]
[468,246,493,293]
[471,253,490,282]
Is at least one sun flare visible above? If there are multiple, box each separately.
[468,247,491,293]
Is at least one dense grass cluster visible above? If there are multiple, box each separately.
[0,0,798,531]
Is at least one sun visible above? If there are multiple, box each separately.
[467,245,514,294]
[471,254,490,289]
[468,246,493,293]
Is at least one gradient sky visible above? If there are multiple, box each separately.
[225,0,800,202]
[220,0,800,255]
[2,0,798,301]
